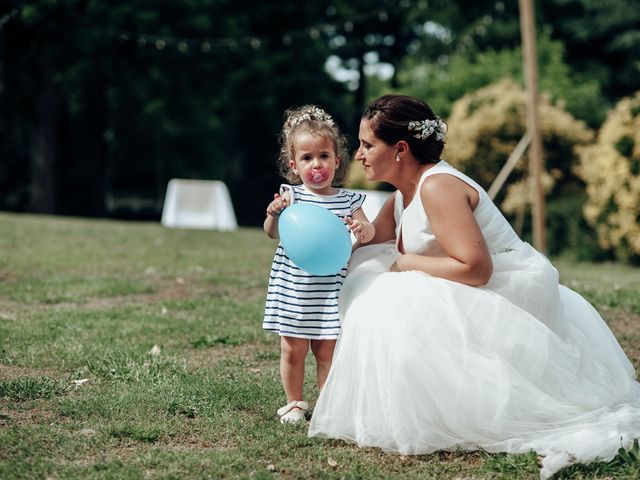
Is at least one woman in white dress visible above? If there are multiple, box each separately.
[308,94,640,479]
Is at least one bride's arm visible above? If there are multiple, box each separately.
[352,192,397,251]
[392,176,493,286]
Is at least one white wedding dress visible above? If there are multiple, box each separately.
[308,161,640,479]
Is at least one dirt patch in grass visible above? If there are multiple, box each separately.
[69,280,206,310]
[0,400,70,427]
[0,309,18,321]
[182,341,278,371]
[0,271,19,283]
[2,277,265,313]
[167,429,237,451]
[52,439,233,476]
[98,426,238,456]
[605,309,640,336]
[0,364,64,379]
[308,443,488,477]
[0,276,214,311]
[603,309,640,370]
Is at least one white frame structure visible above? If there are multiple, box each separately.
[161,179,238,231]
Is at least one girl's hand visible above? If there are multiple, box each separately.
[345,217,376,243]
[266,193,288,217]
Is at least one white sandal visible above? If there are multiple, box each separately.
[277,400,309,424]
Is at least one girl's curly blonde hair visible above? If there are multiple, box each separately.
[277,105,350,186]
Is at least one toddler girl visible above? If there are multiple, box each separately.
[263,105,375,423]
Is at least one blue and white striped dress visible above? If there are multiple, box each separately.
[263,184,365,339]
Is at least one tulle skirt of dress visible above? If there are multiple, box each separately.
[308,242,640,479]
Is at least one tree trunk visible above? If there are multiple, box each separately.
[85,69,109,216]
[30,59,57,214]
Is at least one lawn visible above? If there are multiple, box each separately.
[1,212,639,479]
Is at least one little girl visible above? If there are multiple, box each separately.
[263,105,375,424]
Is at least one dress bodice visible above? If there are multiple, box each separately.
[394,160,521,255]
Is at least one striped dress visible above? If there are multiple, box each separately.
[263,184,365,339]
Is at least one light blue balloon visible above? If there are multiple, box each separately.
[278,204,351,276]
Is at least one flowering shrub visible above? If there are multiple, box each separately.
[445,79,593,215]
[575,91,640,261]
[443,79,600,255]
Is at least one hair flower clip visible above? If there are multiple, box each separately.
[289,106,335,128]
[408,118,447,142]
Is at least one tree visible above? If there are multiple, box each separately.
[395,30,607,126]
[321,0,428,130]
[541,0,640,101]
[386,0,639,125]
[0,1,356,224]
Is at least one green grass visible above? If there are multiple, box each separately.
[0,211,639,479]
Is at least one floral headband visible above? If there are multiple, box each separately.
[288,106,335,129]
[408,118,447,142]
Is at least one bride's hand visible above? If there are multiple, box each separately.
[389,254,415,272]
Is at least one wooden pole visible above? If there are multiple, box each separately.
[487,132,531,200]
[519,0,547,252]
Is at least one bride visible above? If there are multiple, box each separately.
[308,94,640,479]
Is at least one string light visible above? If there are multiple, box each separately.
[1,5,407,53]
[110,8,391,54]
[0,7,20,30]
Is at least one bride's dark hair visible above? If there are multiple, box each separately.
[362,95,445,165]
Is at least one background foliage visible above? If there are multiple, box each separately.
[444,79,598,256]
[1,0,640,257]
[576,91,640,263]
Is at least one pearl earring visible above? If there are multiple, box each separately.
[395,153,400,162]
